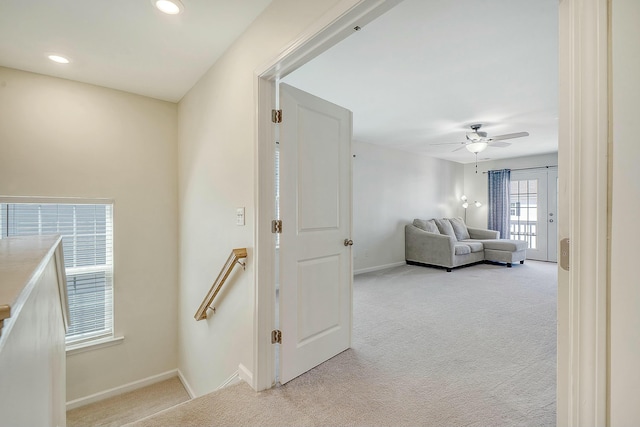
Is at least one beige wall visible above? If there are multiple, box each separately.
[177,0,346,396]
[0,67,179,401]
[462,153,558,228]
[352,141,463,273]
[610,0,640,423]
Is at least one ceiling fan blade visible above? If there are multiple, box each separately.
[430,141,466,146]
[490,131,529,141]
[488,141,511,148]
[453,145,468,152]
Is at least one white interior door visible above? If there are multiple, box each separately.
[509,169,557,262]
[278,83,353,384]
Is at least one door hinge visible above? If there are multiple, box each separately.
[271,329,282,344]
[272,109,282,123]
[560,238,570,271]
[271,219,282,234]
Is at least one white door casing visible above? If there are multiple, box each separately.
[557,0,608,425]
[278,83,353,384]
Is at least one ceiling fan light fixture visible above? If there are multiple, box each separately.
[466,141,488,154]
[153,0,184,15]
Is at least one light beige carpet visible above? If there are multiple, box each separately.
[127,261,557,427]
[67,377,190,427]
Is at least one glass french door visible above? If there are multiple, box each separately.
[509,169,558,262]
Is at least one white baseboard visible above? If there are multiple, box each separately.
[216,371,241,390]
[177,369,196,399]
[238,363,253,386]
[66,369,179,410]
[354,261,405,275]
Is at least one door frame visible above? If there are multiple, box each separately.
[557,0,609,425]
[252,2,610,426]
[252,0,402,392]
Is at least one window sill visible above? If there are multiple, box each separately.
[66,335,124,356]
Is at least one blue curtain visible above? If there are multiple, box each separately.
[488,169,511,239]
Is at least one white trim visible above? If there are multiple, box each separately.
[0,195,114,205]
[212,364,253,392]
[557,0,609,425]
[238,363,253,386]
[177,369,195,399]
[66,335,124,356]
[252,75,277,392]
[255,0,401,81]
[65,369,179,410]
[216,371,241,390]
[253,0,403,394]
[354,261,406,275]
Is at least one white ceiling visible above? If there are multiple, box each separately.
[283,0,559,164]
[0,0,272,102]
[0,0,558,163]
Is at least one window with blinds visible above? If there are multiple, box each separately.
[0,201,114,345]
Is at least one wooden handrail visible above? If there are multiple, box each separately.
[194,248,247,321]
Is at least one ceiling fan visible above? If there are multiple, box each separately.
[433,124,529,154]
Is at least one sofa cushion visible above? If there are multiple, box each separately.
[413,218,439,234]
[448,217,470,241]
[454,243,471,255]
[434,218,457,240]
[460,240,484,253]
[480,239,527,252]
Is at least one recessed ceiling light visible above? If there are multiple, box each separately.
[153,0,184,15]
[48,54,70,64]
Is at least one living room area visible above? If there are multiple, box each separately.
[281,0,560,274]
[277,0,560,422]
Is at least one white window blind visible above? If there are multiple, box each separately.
[0,201,114,345]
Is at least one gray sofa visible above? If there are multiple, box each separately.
[405,217,527,272]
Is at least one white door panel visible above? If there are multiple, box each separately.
[297,255,341,343]
[510,169,557,262]
[279,83,352,384]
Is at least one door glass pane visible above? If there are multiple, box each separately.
[510,179,539,249]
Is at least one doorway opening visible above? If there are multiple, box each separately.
[255,0,610,423]
[262,0,548,394]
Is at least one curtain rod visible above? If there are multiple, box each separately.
[482,165,558,174]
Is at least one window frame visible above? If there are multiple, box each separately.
[0,196,115,347]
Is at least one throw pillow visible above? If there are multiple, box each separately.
[434,218,457,240]
[413,219,439,233]
[424,219,439,233]
[448,217,470,241]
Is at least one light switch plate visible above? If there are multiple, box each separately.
[236,207,245,226]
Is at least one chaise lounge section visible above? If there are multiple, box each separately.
[405,217,527,272]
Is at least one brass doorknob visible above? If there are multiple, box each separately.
[344,239,354,246]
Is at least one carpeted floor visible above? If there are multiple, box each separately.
[125,261,556,427]
[67,377,190,427]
